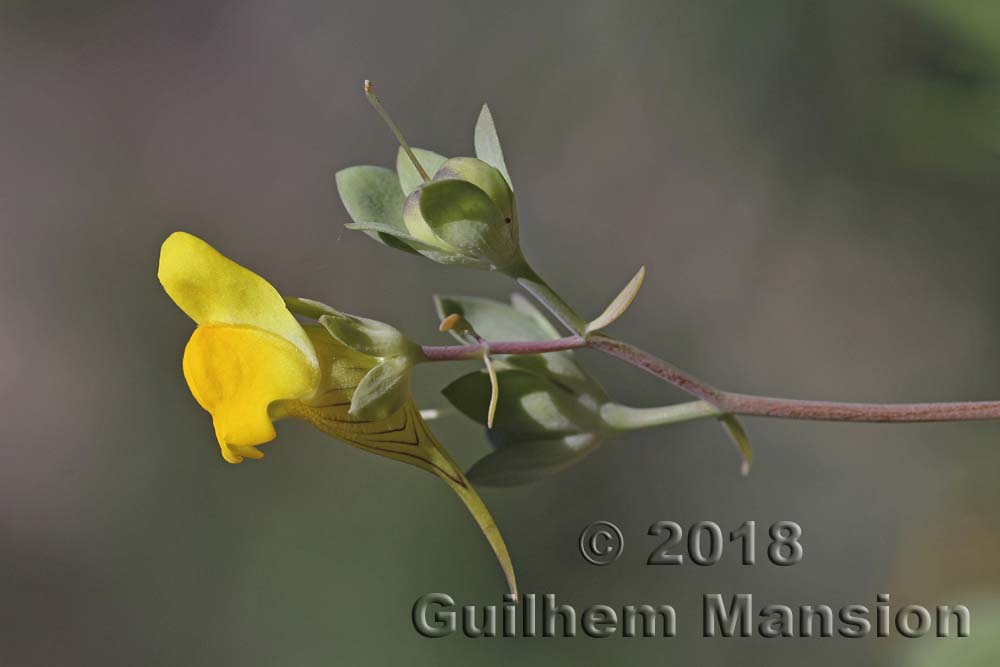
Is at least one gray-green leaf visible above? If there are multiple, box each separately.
[509,293,561,339]
[335,166,414,252]
[396,147,447,196]
[466,433,601,487]
[718,414,753,476]
[335,166,405,226]
[585,265,646,334]
[435,294,554,343]
[443,368,604,446]
[474,104,513,190]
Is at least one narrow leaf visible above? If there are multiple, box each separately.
[585,265,646,334]
[474,104,513,190]
[718,414,753,476]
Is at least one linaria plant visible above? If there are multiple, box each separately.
[160,81,1000,599]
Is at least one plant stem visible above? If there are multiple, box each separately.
[601,401,720,430]
[421,335,587,361]
[586,333,724,404]
[422,333,1000,424]
[587,333,1000,423]
[508,263,589,335]
[717,394,1000,422]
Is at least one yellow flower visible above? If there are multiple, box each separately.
[158,231,319,463]
[157,231,517,597]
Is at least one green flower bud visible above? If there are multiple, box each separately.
[435,157,516,228]
[340,104,530,273]
[400,158,522,271]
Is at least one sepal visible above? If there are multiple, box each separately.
[350,355,413,420]
[317,311,419,359]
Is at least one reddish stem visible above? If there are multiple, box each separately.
[423,332,1000,424]
[586,334,1000,422]
[420,335,587,361]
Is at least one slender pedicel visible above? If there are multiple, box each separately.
[364,80,430,182]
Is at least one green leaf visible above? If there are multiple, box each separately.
[335,166,405,226]
[466,433,601,487]
[349,356,411,420]
[435,294,554,343]
[585,265,646,334]
[474,104,513,190]
[335,166,417,254]
[442,368,604,446]
[718,414,753,476]
[318,311,416,359]
[396,147,447,196]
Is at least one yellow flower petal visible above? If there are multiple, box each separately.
[183,324,319,463]
[158,231,316,365]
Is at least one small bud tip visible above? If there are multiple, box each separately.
[439,313,462,332]
[364,80,373,94]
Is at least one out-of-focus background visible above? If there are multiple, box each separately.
[3,1,1000,664]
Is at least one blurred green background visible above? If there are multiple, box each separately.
[3,1,1000,664]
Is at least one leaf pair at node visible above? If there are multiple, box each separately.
[436,294,611,486]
